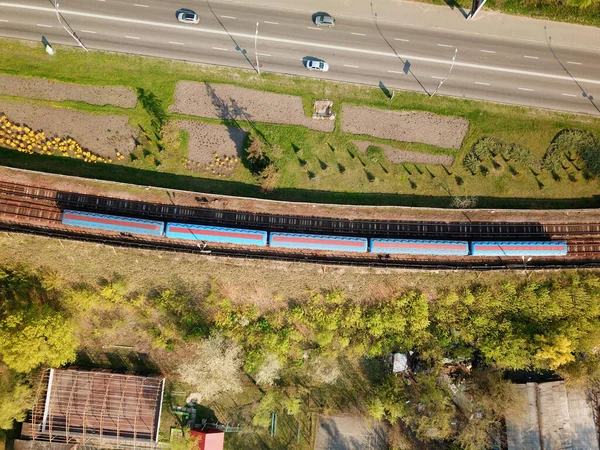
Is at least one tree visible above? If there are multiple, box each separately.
[0,376,33,429]
[0,307,77,373]
[177,334,243,402]
[254,353,281,386]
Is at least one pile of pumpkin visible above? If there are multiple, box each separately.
[0,114,112,164]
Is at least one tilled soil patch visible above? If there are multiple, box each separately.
[342,105,468,149]
[354,141,454,166]
[170,81,334,132]
[0,74,137,108]
[174,119,245,172]
[0,101,136,158]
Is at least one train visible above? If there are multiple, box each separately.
[61,210,569,257]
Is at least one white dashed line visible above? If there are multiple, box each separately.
[212,47,228,51]
[344,64,359,68]
[431,76,444,79]
[561,93,577,97]
[0,19,8,22]
[351,32,366,36]
[80,29,96,34]
[475,82,490,86]
[387,70,403,74]
[258,53,271,56]
[125,35,140,39]
[169,41,185,45]
[394,38,409,42]
[264,21,279,24]
[36,24,52,27]
[480,50,496,54]
[437,44,453,48]
[220,15,236,19]
[518,87,533,91]
[524,55,539,59]
[97,0,105,2]
[133,3,148,7]
[307,26,322,30]
[567,61,582,65]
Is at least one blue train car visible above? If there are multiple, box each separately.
[62,210,164,236]
[166,223,268,247]
[370,239,469,256]
[269,232,368,253]
[470,241,568,257]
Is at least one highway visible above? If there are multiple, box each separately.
[1,0,599,115]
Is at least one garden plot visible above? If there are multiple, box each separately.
[354,141,454,166]
[174,120,245,173]
[0,101,136,158]
[170,82,334,132]
[342,105,468,149]
[0,74,137,108]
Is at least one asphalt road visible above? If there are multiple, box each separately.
[1,0,599,116]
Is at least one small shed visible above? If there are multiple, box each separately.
[190,428,225,450]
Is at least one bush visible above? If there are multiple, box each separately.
[258,163,280,192]
[245,137,270,174]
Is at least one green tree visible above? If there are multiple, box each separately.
[0,375,33,429]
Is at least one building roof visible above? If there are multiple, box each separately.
[26,368,165,446]
[190,429,225,450]
[506,381,599,450]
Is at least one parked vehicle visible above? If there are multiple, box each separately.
[314,14,335,27]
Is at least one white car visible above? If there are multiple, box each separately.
[177,10,199,24]
[314,14,335,27]
[306,59,329,72]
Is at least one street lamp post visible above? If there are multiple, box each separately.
[430,48,457,97]
[55,1,88,52]
[254,22,260,74]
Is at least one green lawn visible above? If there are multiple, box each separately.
[1,38,600,209]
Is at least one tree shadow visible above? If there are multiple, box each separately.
[137,88,167,135]
[74,348,161,375]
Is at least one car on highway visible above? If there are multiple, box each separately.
[305,59,329,72]
[314,13,335,27]
[177,10,199,24]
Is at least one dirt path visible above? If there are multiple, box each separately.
[353,141,454,166]
[0,74,137,108]
[170,81,334,132]
[0,100,136,158]
[342,105,469,149]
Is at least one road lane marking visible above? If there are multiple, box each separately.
[431,76,444,79]
[561,93,577,97]
[169,41,185,45]
[36,24,52,27]
[518,87,533,91]
[133,3,148,7]
[264,21,279,24]
[344,64,359,68]
[6,3,600,87]
[480,50,496,53]
[125,35,140,39]
[0,19,8,22]
[212,47,228,51]
[307,26,322,30]
[220,15,236,19]
[80,29,96,34]
[351,32,366,36]
[394,38,409,42]
[524,55,539,59]
[387,70,403,74]
[567,61,582,65]
[437,44,453,48]
[258,52,271,56]
[475,82,490,85]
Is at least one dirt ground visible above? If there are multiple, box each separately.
[353,141,454,166]
[170,81,335,132]
[342,106,469,149]
[0,101,136,158]
[174,119,246,165]
[0,74,137,108]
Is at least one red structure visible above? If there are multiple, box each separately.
[190,429,225,450]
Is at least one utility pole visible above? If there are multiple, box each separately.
[54,1,88,52]
[254,22,260,74]
[430,48,457,97]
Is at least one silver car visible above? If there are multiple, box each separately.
[306,59,329,72]
[177,10,199,24]
[314,14,335,27]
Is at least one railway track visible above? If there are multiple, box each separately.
[2,180,600,268]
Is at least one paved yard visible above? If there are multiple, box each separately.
[315,415,387,450]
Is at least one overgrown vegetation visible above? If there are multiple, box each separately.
[2,262,600,449]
